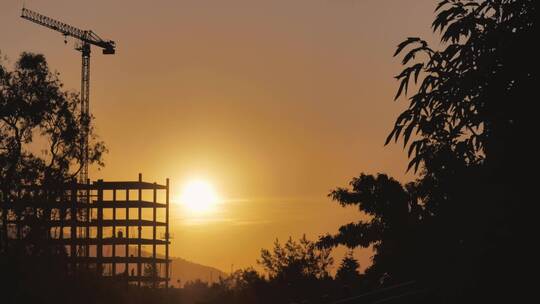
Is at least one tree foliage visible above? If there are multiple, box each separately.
[387,0,536,173]
[335,251,361,283]
[0,52,106,190]
[0,52,108,303]
[319,174,421,285]
[322,0,537,301]
[0,52,106,253]
[258,235,333,281]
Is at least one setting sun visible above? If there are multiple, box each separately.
[179,180,220,214]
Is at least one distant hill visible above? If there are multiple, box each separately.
[99,245,227,287]
[170,257,227,287]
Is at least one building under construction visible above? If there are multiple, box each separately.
[0,174,171,288]
[0,7,170,288]
[1,7,171,288]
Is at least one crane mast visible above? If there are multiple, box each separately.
[21,7,115,185]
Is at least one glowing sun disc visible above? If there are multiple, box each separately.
[179,180,219,214]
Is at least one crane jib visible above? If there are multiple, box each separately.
[21,7,115,54]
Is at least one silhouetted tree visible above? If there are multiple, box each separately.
[256,235,335,303]
[319,174,422,286]
[226,267,265,290]
[0,52,106,253]
[198,268,266,304]
[334,251,363,299]
[335,251,361,283]
[0,52,107,304]
[324,0,536,302]
[388,0,536,302]
[0,52,106,186]
[259,235,333,281]
[389,0,536,174]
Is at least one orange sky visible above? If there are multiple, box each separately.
[1,0,437,273]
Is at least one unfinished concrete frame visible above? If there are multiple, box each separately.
[0,174,170,288]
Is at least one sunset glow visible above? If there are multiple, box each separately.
[0,0,531,300]
[1,0,436,277]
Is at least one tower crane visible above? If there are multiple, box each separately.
[21,7,115,185]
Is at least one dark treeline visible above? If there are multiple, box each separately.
[317,0,536,302]
[1,0,537,303]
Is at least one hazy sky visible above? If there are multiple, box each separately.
[1,0,438,273]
